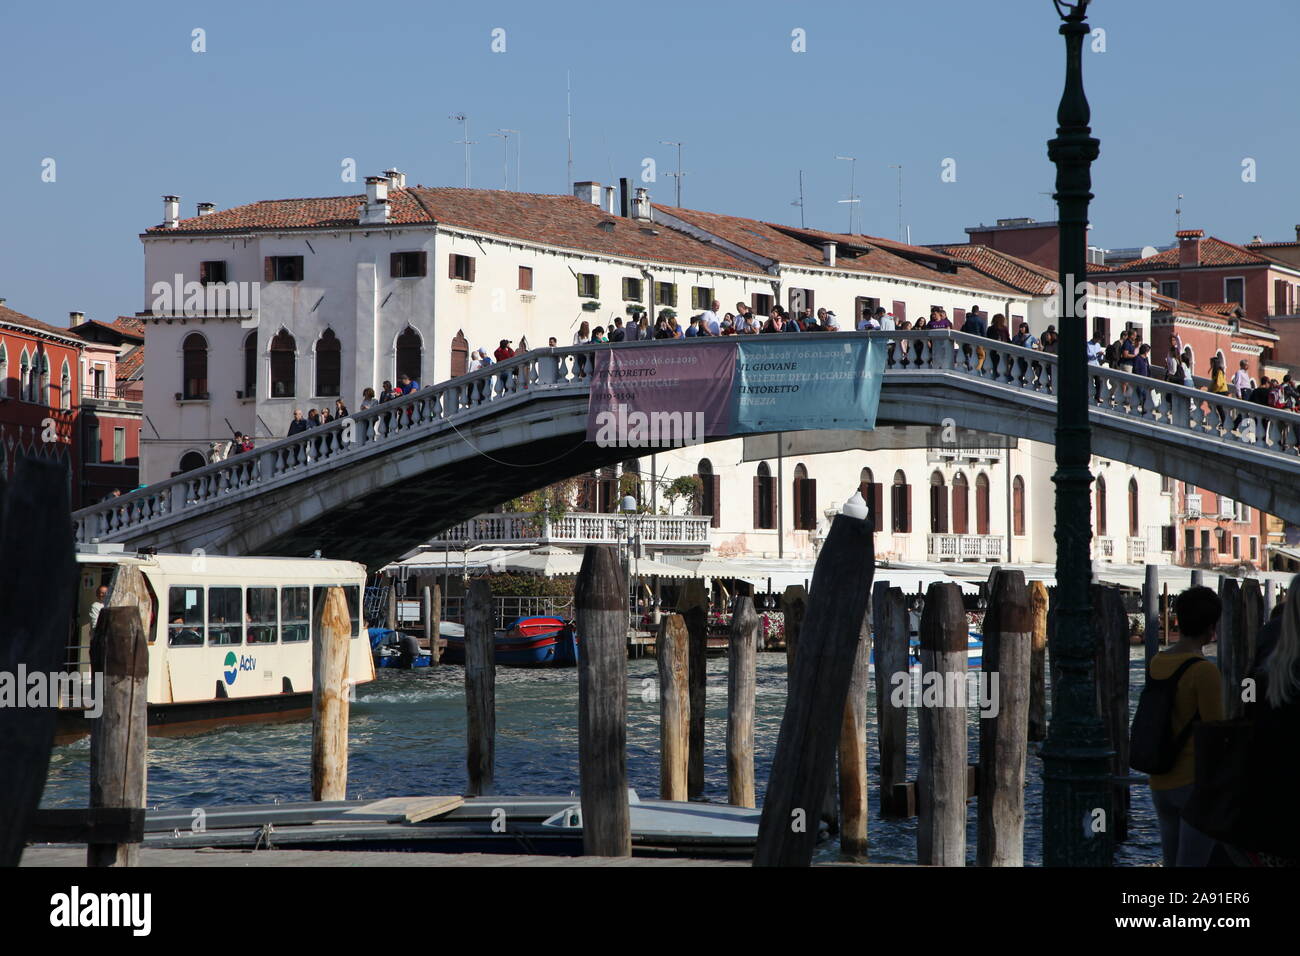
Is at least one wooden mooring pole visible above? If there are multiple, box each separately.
[917,582,967,867]
[754,499,874,867]
[311,585,351,802]
[727,597,759,808]
[976,571,1030,866]
[431,582,443,664]
[657,614,689,801]
[1028,580,1049,742]
[873,582,909,817]
[838,605,871,860]
[1142,564,1160,665]
[575,546,631,856]
[464,579,496,796]
[677,578,708,800]
[0,459,76,867]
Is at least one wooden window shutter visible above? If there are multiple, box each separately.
[903,484,912,533]
[752,293,761,314]
[804,478,817,529]
[753,477,762,529]
[467,257,476,282]
[953,308,966,330]
[710,474,721,529]
[264,257,275,283]
[390,252,401,278]
[871,483,883,530]
[594,275,600,299]
[417,251,428,277]
[449,255,457,280]
[892,301,906,324]
[792,476,803,529]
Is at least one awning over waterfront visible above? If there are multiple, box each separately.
[385,546,696,579]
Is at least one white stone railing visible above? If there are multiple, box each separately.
[73,329,1300,545]
[433,511,711,548]
[1096,536,1116,560]
[1128,537,1147,563]
[927,533,1004,561]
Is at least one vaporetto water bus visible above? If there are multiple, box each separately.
[59,544,375,743]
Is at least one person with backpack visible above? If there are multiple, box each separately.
[1132,586,1224,866]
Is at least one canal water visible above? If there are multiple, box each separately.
[40,648,1162,866]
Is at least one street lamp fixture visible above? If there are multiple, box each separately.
[1041,0,1113,867]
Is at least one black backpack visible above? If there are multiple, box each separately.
[1129,657,1204,774]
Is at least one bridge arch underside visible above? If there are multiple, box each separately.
[119,375,1300,569]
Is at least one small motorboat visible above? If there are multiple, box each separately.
[868,631,984,673]
[441,616,579,668]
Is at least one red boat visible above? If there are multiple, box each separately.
[441,616,579,667]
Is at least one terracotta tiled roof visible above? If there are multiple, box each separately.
[930,244,1057,295]
[112,316,145,336]
[145,187,765,276]
[69,317,145,345]
[655,206,1023,296]
[118,344,144,381]
[1200,302,1246,317]
[1107,236,1276,271]
[0,304,80,343]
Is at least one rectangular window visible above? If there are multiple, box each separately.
[1231,536,1240,559]
[518,266,533,291]
[577,273,599,298]
[855,297,880,326]
[752,292,772,316]
[265,256,304,282]
[390,251,427,278]
[692,286,714,310]
[1161,475,1173,494]
[313,585,362,638]
[1224,277,1245,309]
[208,587,243,646]
[622,277,643,302]
[891,300,907,325]
[449,254,476,282]
[85,421,100,464]
[655,282,677,307]
[1092,314,1110,342]
[167,586,204,647]
[788,288,815,317]
[1161,525,1176,552]
[1159,280,1180,300]
[1250,537,1258,560]
[247,587,278,645]
[199,260,228,285]
[112,427,125,464]
[281,587,310,643]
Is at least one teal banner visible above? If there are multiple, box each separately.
[730,338,887,433]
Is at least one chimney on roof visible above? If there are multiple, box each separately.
[822,241,837,268]
[196,202,215,217]
[384,169,406,189]
[1177,228,1204,267]
[361,176,390,225]
[162,195,180,229]
[619,178,631,218]
[604,186,617,215]
[69,311,85,325]
[573,181,601,206]
[1249,235,1264,245]
[631,187,652,221]
[1295,224,1300,241]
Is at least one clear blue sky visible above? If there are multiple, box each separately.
[2,0,1296,324]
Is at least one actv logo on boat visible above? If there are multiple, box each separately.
[222,653,257,685]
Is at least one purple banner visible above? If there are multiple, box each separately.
[586,345,736,447]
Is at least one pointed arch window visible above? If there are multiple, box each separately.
[975,473,991,535]
[396,326,422,383]
[951,472,969,535]
[60,359,71,410]
[36,351,50,404]
[695,458,719,528]
[891,470,911,533]
[19,348,31,402]
[930,471,949,534]
[1128,477,1139,538]
[270,329,296,398]
[182,333,208,399]
[315,329,341,397]
[243,331,257,398]
[1096,475,1108,536]
[792,463,816,530]
[859,467,883,530]
[0,342,8,399]
[754,462,776,529]
[1012,476,1026,536]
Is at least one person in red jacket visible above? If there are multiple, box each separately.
[494,339,515,362]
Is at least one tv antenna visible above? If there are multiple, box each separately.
[889,164,904,241]
[1176,193,1184,232]
[449,113,475,187]
[566,72,573,190]
[660,140,685,207]
[835,155,859,234]
[791,170,806,228]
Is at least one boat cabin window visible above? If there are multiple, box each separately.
[168,586,205,647]
[312,585,362,638]
[208,587,243,645]
[281,587,310,643]
[247,587,278,645]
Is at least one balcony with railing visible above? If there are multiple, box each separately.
[1127,537,1147,563]
[81,383,142,408]
[926,533,1004,562]
[1094,536,1116,561]
[926,442,1007,464]
[431,511,712,550]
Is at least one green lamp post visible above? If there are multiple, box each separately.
[1041,0,1114,867]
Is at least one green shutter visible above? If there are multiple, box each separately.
[594,276,601,299]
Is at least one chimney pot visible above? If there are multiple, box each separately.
[384,169,406,188]
[1295,224,1300,242]
[361,177,390,224]
[162,195,180,229]
[604,185,617,215]
[822,241,837,268]
[197,202,215,217]
[69,311,85,324]
[631,187,652,221]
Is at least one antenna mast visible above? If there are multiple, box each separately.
[889,164,904,241]
[450,113,474,187]
[791,170,806,228]
[566,72,573,189]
